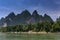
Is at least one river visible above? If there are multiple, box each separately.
[0,33,60,40]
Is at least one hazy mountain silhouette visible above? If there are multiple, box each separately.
[0,10,53,27]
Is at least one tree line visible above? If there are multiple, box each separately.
[1,20,60,33]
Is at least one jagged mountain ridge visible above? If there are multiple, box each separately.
[0,10,53,27]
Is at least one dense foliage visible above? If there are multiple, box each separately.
[1,21,60,33]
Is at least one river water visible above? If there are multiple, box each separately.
[0,33,60,40]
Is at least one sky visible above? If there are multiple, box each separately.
[0,0,60,21]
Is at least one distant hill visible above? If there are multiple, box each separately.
[0,10,53,27]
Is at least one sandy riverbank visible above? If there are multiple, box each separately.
[4,32,52,34]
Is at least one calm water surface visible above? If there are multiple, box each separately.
[0,33,60,40]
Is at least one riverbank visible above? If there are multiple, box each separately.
[1,31,60,34]
[3,32,52,34]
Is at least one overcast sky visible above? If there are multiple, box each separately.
[0,0,60,21]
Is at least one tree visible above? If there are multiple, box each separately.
[44,22,52,33]
[1,27,7,32]
[22,25,29,32]
[52,22,60,32]
[35,22,43,32]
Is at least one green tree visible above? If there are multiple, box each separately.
[22,25,29,32]
[44,22,52,33]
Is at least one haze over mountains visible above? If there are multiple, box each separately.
[0,10,54,27]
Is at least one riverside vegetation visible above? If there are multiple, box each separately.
[0,21,60,33]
